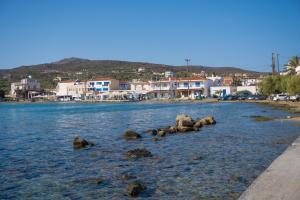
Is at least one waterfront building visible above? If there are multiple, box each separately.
[119,81,131,90]
[56,80,87,101]
[86,78,119,93]
[210,86,237,97]
[148,78,176,99]
[10,77,41,99]
[175,77,213,98]
[148,77,213,99]
[56,77,120,101]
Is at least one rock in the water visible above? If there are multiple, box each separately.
[124,129,141,140]
[176,114,195,132]
[199,116,216,125]
[127,181,146,197]
[73,136,89,149]
[145,129,158,135]
[152,137,161,142]
[193,120,204,128]
[168,126,177,133]
[121,174,136,181]
[158,130,166,137]
[176,114,194,127]
[95,179,103,184]
[127,148,152,159]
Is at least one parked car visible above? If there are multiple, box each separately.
[254,95,267,100]
[273,94,289,101]
[220,95,238,101]
[290,94,300,102]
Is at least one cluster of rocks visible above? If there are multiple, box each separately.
[127,115,216,139]
[72,114,216,197]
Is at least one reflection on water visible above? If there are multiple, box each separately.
[0,102,299,199]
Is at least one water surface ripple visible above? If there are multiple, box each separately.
[0,102,299,199]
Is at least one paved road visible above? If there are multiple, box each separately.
[239,137,300,200]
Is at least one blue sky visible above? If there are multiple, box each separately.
[0,0,299,71]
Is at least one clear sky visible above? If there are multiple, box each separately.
[0,0,299,71]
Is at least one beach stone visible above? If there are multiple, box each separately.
[124,129,141,140]
[127,181,146,197]
[127,148,152,159]
[73,136,89,149]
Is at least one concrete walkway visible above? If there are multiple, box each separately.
[239,137,300,200]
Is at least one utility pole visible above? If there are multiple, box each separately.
[271,53,276,75]
[276,53,280,73]
[185,58,191,98]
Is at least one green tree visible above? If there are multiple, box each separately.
[259,75,289,95]
[285,56,300,75]
[287,75,300,95]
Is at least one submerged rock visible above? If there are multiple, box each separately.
[73,136,90,149]
[95,179,103,184]
[250,115,273,122]
[152,137,161,142]
[121,173,136,181]
[145,129,158,135]
[158,130,167,137]
[127,181,146,197]
[124,129,141,140]
[127,148,152,159]
[199,116,216,125]
[168,126,177,133]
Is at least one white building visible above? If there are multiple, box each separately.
[56,77,120,101]
[237,86,258,95]
[56,80,86,100]
[210,86,237,97]
[206,75,223,86]
[148,77,213,99]
[241,78,261,86]
[296,66,300,75]
[164,71,175,78]
[11,77,41,98]
[138,67,146,73]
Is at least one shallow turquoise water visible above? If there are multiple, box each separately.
[0,102,299,199]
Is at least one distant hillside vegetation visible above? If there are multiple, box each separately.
[0,57,263,93]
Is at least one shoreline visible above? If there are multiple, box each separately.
[238,136,300,200]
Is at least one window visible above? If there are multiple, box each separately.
[184,82,189,87]
[103,88,109,91]
[96,82,102,85]
[195,82,201,87]
[103,82,110,86]
[96,88,102,91]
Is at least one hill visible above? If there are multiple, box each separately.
[0,58,264,93]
